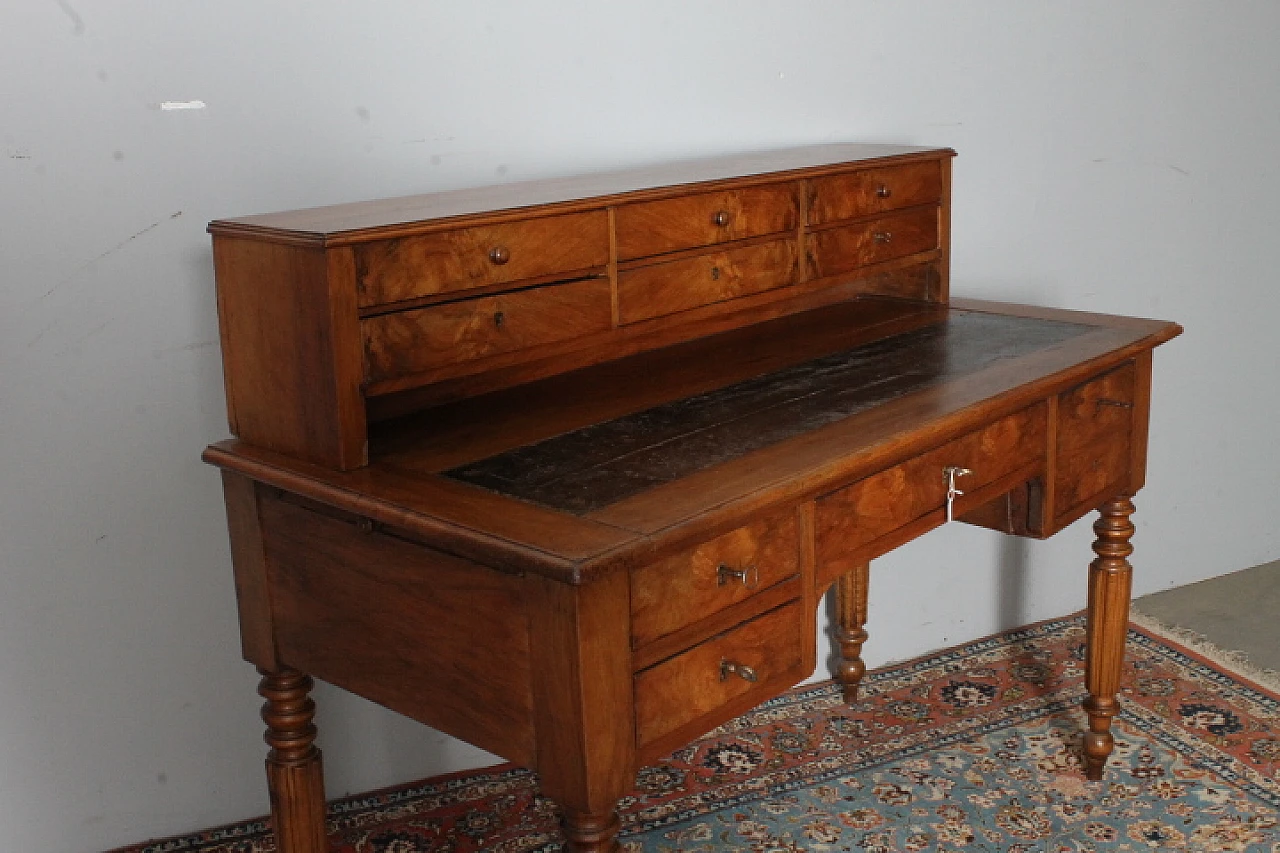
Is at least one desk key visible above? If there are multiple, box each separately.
[944,466,972,522]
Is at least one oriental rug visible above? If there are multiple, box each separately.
[113,614,1280,852]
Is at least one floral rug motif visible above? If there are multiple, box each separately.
[112,616,1280,852]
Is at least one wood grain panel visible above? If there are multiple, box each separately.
[1054,363,1136,520]
[615,184,797,260]
[212,237,366,469]
[355,210,608,307]
[807,207,938,280]
[363,278,613,382]
[260,497,536,765]
[634,601,803,748]
[808,162,942,225]
[815,405,1047,569]
[630,512,799,647]
[618,238,799,324]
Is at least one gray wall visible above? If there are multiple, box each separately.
[3,3,1277,850]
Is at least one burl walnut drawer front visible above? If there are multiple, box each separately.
[634,601,803,748]
[808,162,943,226]
[630,513,800,648]
[1054,363,1136,520]
[816,405,1047,572]
[363,278,613,383]
[617,238,800,325]
[354,210,609,308]
[615,184,798,261]
[806,207,938,280]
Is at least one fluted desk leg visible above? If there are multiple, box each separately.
[259,667,329,853]
[1082,496,1135,781]
[835,561,871,703]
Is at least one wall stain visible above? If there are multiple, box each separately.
[55,0,85,35]
[37,212,183,303]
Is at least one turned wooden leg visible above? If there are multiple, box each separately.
[1081,496,1135,781]
[835,562,871,704]
[259,667,328,853]
[563,808,621,853]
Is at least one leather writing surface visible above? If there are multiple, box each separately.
[447,311,1088,514]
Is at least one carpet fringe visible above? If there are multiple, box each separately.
[1130,606,1280,696]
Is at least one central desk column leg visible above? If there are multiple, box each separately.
[530,571,635,853]
[835,562,870,703]
[259,666,328,853]
[1082,495,1135,781]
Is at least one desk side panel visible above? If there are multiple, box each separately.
[258,495,536,766]
[213,237,366,470]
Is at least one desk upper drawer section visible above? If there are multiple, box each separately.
[363,279,613,384]
[354,211,609,308]
[808,162,943,226]
[615,184,798,261]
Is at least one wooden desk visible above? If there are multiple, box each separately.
[203,145,1180,852]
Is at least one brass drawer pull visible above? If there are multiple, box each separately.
[876,184,892,199]
[712,209,732,227]
[1096,398,1133,409]
[719,659,758,682]
[943,466,972,523]
[873,231,893,243]
[716,563,759,588]
[488,245,511,265]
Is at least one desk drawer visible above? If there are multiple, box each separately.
[816,406,1046,568]
[806,207,938,280]
[634,601,803,748]
[1054,363,1136,519]
[363,278,613,382]
[615,184,798,261]
[808,162,943,226]
[355,211,609,308]
[631,512,799,648]
[618,238,799,324]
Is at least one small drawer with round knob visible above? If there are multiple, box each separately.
[354,210,609,308]
[633,601,804,750]
[808,161,944,226]
[617,238,800,325]
[615,183,797,261]
[630,512,799,648]
[806,206,938,280]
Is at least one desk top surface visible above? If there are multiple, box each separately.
[205,298,1178,581]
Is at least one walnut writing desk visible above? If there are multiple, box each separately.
[202,145,1180,852]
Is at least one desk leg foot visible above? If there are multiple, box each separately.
[563,807,621,853]
[259,667,328,853]
[1081,496,1135,781]
[835,562,870,704]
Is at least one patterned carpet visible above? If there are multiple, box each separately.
[114,615,1280,852]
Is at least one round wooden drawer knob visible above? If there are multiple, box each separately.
[876,185,892,199]
[488,245,511,265]
[712,210,732,227]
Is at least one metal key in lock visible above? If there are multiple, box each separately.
[943,466,972,522]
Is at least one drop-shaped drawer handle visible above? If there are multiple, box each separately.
[493,311,505,327]
[876,185,892,198]
[488,245,511,265]
[717,563,759,588]
[719,659,758,683]
[710,266,721,280]
[712,209,732,227]
[873,231,893,244]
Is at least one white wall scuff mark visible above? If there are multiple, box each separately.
[158,100,206,111]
